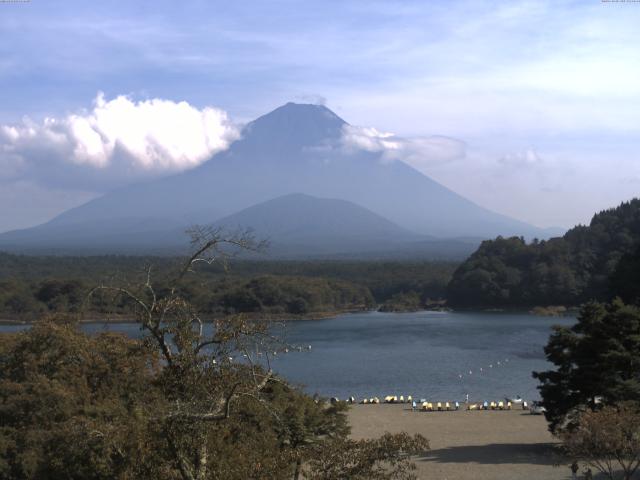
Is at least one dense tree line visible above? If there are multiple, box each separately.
[216,261,455,304]
[0,275,374,321]
[0,255,456,320]
[533,228,640,479]
[609,244,640,306]
[448,199,640,308]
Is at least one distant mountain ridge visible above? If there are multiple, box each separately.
[213,193,422,248]
[0,102,556,257]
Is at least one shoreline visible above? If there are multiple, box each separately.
[0,306,574,326]
[0,308,373,326]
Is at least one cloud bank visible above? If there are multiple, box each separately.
[0,93,239,188]
[341,124,466,171]
[498,148,542,168]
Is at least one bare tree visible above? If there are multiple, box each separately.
[89,226,277,480]
[84,226,429,480]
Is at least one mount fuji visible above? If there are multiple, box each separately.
[0,102,555,257]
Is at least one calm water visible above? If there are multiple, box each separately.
[1,311,573,403]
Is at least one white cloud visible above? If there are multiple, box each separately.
[498,148,542,168]
[341,124,465,169]
[0,93,239,185]
[341,125,398,153]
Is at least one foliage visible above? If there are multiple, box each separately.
[448,199,640,307]
[0,318,164,479]
[609,244,640,306]
[378,291,422,312]
[0,254,456,321]
[0,273,374,322]
[305,432,429,480]
[533,300,640,433]
[0,229,430,480]
[560,403,640,480]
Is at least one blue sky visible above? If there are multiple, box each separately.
[1,0,640,232]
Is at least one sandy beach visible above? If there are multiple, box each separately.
[348,404,574,480]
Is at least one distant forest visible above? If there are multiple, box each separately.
[4,199,640,319]
[447,199,640,308]
[0,255,456,321]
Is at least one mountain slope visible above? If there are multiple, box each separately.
[211,193,425,256]
[214,193,423,243]
[0,102,551,255]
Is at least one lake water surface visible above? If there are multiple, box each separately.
[1,310,573,403]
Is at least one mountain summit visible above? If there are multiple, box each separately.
[239,102,346,150]
[0,103,553,256]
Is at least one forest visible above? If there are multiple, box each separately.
[4,198,640,319]
[0,230,430,479]
[0,254,456,321]
[447,199,640,308]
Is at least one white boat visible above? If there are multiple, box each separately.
[505,395,524,404]
[529,401,546,415]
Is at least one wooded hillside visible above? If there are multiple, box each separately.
[447,199,640,308]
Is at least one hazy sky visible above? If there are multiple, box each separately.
[1,0,639,232]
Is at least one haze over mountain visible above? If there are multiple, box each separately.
[208,193,480,259]
[0,102,557,257]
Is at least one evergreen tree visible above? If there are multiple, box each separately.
[448,198,640,308]
[533,300,640,432]
[609,245,640,305]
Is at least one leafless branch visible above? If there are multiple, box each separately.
[176,225,268,283]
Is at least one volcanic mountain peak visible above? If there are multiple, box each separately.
[0,102,556,255]
[237,102,347,150]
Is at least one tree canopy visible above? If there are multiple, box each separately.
[609,244,640,306]
[533,300,640,433]
[448,199,640,308]
[0,253,455,321]
[0,228,430,479]
[560,403,640,480]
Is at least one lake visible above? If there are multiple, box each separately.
[0,310,573,403]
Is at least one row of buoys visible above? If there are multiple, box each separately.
[421,401,460,411]
[223,344,313,362]
[458,359,510,379]
[255,345,312,357]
